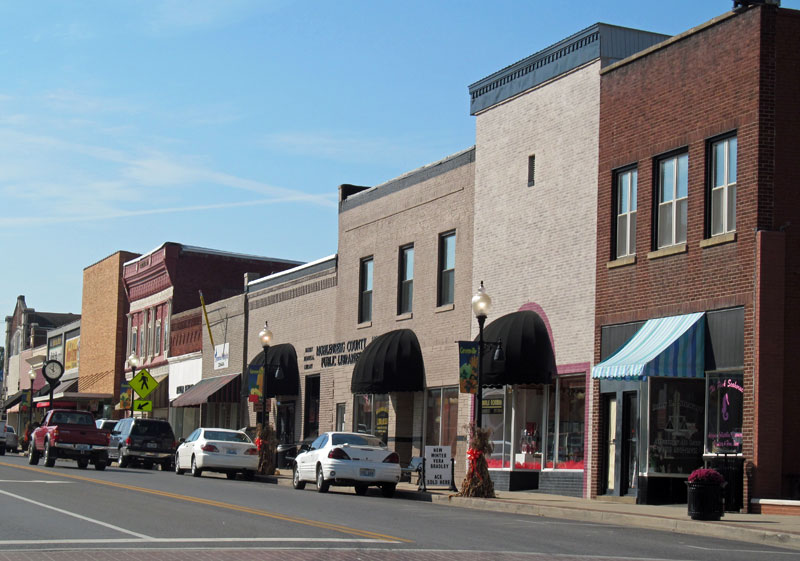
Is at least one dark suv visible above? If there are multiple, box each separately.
[110,418,176,470]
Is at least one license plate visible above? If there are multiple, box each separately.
[360,468,375,477]
[146,443,157,448]
[226,448,237,455]
[76,444,89,451]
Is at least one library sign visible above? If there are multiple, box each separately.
[316,338,368,368]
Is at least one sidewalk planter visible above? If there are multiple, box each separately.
[686,468,726,521]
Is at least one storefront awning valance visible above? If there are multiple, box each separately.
[2,390,25,410]
[479,311,556,387]
[351,329,425,393]
[592,312,705,380]
[248,344,300,397]
[171,373,239,407]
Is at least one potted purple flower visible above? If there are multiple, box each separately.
[686,468,726,520]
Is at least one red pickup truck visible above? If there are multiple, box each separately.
[28,409,110,470]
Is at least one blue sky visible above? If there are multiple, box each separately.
[2,0,797,349]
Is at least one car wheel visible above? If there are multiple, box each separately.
[142,461,154,470]
[118,448,129,468]
[160,459,172,471]
[0,446,5,456]
[175,454,184,475]
[242,470,255,481]
[226,472,237,480]
[95,460,107,471]
[380,483,396,498]
[44,440,56,467]
[191,455,202,478]
[77,458,89,469]
[292,464,305,490]
[354,484,368,496]
[28,441,40,465]
[316,465,329,493]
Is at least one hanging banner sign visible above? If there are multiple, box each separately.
[458,341,479,394]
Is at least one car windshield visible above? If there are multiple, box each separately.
[205,430,250,443]
[131,421,173,437]
[331,433,385,447]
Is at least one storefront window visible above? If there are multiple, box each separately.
[483,387,509,468]
[647,378,705,474]
[705,372,744,454]
[514,386,546,470]
[556,377,585,469]
[426,387,459,455]
[354,393,389,444]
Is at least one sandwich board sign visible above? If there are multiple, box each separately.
[424,446,454,489]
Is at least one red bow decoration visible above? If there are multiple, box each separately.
[255,437,263,451]
[466,447,484,482]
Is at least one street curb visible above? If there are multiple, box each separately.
[262,472,799,551]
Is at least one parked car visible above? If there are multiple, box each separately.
[292,431,401,497]
[95,419,118,432]
[28,409,110,470]
[175,428,258,480]
[109,417,176,471]
[5,425,18,453]
[0,421,6,456]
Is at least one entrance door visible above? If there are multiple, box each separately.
[604,396,617,493]
[276,401,295,445]
[621,391,638,495]
[303,376,320,439]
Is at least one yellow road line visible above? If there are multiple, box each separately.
[0,461,411,543]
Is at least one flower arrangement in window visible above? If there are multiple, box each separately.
[688,467,725,485]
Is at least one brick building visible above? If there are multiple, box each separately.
[122,242,302,423]
[79,251,140,418]
[469,24,666,494]
[592,3,800,510]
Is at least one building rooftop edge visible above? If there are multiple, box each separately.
[247,254,338,292]
[123,242,303,268]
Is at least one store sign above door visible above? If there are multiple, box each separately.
[316,338,369,368]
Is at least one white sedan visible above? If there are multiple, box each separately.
[292,432,401,497]
[174,428,258,480]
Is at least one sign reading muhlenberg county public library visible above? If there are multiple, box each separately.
[424,446,452,488]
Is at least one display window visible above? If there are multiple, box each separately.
[647,377,705,474]
[425,387,459,456]
[354,393,389,444]
[483,376,585,471]
[705,372,744,454]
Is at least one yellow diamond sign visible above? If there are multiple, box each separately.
[130,369,158,399]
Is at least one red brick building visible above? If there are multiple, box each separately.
[122,242,302,419]
[592,3,800,510]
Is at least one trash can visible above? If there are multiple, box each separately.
[276,444,297,469]
[706,455,744,512]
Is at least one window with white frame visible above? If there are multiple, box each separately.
[438,231,455,306]
[615,167,638,258]
[398,244,414,315]
[359,257,373,323]
[131,328,138,358]
[154,320,162,356]
[657,152,688,248]
[710,135,737,236]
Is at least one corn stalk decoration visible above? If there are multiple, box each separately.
[458,423,495,498]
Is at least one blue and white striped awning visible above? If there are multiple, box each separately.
[592,312,705,380]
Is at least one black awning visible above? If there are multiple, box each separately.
[479,310,556,386]
[248,343,300,397]
[2,390,25,410]
[351,329,425,393]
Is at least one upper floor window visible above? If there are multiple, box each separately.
[154,320,162,356]
[615,167,637,258]
[709,135,737,236]
[438,231,456,306]
[359,257,373,323]
[527,155,536,187]
[657,152,688,249]
[131,328,138,358]
[398,245,414,315]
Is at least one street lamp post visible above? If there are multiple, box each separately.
[471,281,504,429]
[258,322,273,427]
[127,353,139,419]
[28,369,35,427]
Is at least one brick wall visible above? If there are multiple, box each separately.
[594,6,800,500]
[79,251,139,397]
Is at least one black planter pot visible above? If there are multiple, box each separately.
[686,481,725,520]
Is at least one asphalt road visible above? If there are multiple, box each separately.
[0,454,795,561]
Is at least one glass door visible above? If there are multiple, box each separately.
[622,391,638,494]
[604,396,617,493]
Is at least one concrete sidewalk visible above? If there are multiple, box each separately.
[265,470,800,551]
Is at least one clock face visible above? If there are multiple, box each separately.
[43,360,64,381]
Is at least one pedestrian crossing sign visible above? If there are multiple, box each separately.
[133,400,153,412]
[130,369,158,399]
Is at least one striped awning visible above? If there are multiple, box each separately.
[592,312,705,380]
